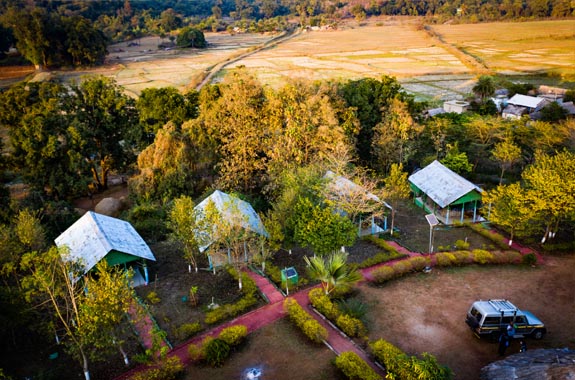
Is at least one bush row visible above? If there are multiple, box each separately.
[370,339,452,380]
[129,356,184,380]
[370,249,527,284]
[370,255,429,284]
[284,298,328,344]
[334,351,382,380]
[363,235,403,256]
[205,267,258,325]
[175,322,203,341]
[187,325,248,367]
[465,223,510,250]
[308,288,367,338]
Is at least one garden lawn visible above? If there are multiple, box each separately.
[183,318,344,380]
[359,255,575,380]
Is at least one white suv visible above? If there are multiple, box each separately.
[465,299,546,341]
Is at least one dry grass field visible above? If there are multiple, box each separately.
[11,18,575,102]
[431,20,575,77]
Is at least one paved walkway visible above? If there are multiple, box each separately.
[117,234,542,379]
[128,298,170,351]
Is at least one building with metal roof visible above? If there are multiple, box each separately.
[55,211,156,285]
[323,170,392,236]
[408,160,483,225]
[193,190,268,269]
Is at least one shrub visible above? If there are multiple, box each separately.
[309,288,340,321]
[336,313,366,338]
[176,322,202,340]
[522,253,537,266]
[465,223,509,250]
[472,249,494,264]
[435,252,457,267]
[284,298,327,344]
[370,339,452,380]
[390,259,412,275]
[337,298,368,320]
[265,262,283,285]
[493,250,522,264]
[407,256,429,271]
[130,356,184,380]
[451,250,471,265]
[218,325,248,347]
[203,338,230,367]
[334,351,382,380]
[454,239,470,250]
[363,235,400,255]
[357,251,407,269]
[187,343,203,362]
[371,266,396,284]
[146,291,161,305]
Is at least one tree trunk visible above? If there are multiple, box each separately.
[82,351,90,380]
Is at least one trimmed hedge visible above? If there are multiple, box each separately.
[187,324,248,366]
[465,223,509,249]
[218,325,248,346]
[309,288,367,338]
[175,322,203,341]
[334,351,382,380]
[130,356,184,380]
[370,339,452,380]
[363,235,402,256]
[284,298,328,344]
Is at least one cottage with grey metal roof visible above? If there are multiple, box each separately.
[55,211,155,285]
[408,160,483,225]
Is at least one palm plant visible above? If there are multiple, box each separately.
[304,251,362,295]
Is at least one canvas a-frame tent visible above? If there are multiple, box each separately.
[408,160,483,225]
[193,190,268,270]
[54,211,156,286]
[323,170,392,236]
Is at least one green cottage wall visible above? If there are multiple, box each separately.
[105,250,140,267]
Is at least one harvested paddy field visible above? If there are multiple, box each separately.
[228,19,471,89]
[430,20,575,76]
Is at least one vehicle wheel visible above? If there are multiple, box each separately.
[532,329,545,340]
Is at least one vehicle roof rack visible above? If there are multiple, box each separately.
[488,299,517,313]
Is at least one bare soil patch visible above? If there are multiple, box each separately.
[182,318,343,380]
[359,255,575,380]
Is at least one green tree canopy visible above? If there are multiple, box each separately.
[293,197,357,256]
[176,26,207,48]
[304,250,361,295]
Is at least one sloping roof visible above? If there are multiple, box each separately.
[507,94,545,109]
[324,171,392,210]
[55,211,156,274]
[408,160,482,208]
[502,104,528,118]
[194,190,268,253]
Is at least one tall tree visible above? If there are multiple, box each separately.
[201,70,267,193]
[136,87,199,139]
[67,76,138,191]
[472,76,495,101]
[168,196,203,273]
[372,98,422,173]
[522,150,575,243]
[293,197,357,256]
[21,249,134,380]
[383,163,411,235]
[483,183,536,246]
[491,140,522,184]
